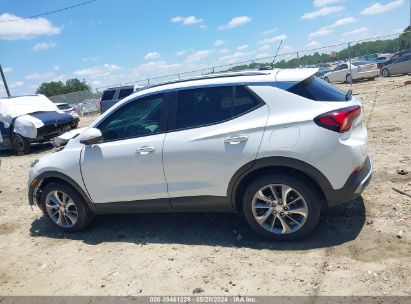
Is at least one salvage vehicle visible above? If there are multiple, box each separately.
[28,69,372,240]
[56,103,80,128]
[0,94,77,155]
[323,61,379,83]
[381,53,411,77]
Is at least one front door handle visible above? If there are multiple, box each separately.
[136,146,156,155]
[224,135,248,144]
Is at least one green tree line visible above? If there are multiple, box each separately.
[227,27,411,71]
[36,78,93,97]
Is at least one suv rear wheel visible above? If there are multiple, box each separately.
[242,174,321,240]
[40,182,94,232]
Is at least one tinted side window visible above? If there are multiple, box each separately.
[175,86,233,129]
[341,64,348,69]
[397,55,411,63]
[101,90,116,101]
[97,94,164,141]
[118,88,134,99]
[233,86,260,116]
[287,76,347,102]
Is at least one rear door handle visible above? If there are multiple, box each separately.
[224,135,248,144]
[136,146,156,155]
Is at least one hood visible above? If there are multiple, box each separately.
[29,111,73,125]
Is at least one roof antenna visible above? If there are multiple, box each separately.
[0,64,11,97]
[272,40,283,65]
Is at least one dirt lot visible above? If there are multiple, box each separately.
[0,76,410,296]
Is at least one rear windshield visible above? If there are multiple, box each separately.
[118,88,134,99]
[287,76,348,102]
[57,104,71,110]
[101,90,116,101]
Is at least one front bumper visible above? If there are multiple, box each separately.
[35,122,72,142]
[28,168,41,206]
[325,156,373,207]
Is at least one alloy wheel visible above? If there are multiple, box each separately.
[45,190,78,228]
[251,184,308,234]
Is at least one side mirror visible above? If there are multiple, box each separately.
[80,128,103,145]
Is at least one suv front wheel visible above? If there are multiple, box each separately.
[40,182,94,232]
[242,174,321,240]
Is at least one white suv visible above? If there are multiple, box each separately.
[28,69,372,240]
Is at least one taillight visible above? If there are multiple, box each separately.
[314,105,361,133]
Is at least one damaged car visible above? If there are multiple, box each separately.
[0,94,77,155]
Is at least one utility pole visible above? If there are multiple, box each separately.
[272,40,283,66]
[0,64,11,97]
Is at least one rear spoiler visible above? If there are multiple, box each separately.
[274,68,319,82]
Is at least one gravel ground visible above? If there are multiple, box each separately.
[0,76,410,296]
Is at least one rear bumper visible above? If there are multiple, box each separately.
[325,156,373,207]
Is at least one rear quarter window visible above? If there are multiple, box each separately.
[101,90,116,101]
[118,88,134,99]
[286,76,348,102]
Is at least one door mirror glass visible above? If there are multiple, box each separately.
[80,128,103,145]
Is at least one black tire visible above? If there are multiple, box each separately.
[242,174,321,240]
[382,69,390,77]
[70,120,79,129]
[346,74,352,83]
[11,133,31,155]
[323,76,329,83]
[40,182,94,232]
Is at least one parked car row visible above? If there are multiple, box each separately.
[318,51,411,83]
[323,61,380,83]
[77,99,100,116]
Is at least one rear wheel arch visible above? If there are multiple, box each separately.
[229,157,330,214]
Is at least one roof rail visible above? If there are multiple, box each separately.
[145,70,272,90]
